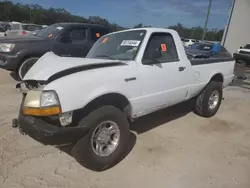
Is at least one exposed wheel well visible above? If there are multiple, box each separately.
[73,93,131,123]
[17,56,40,71]
[210,73,223,83]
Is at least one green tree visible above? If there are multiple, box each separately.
[0,1,224,41]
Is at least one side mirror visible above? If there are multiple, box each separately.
[240,46,243,49]
[151,48,162,59]
[142,49,162,65]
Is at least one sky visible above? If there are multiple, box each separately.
[9,0,233,29]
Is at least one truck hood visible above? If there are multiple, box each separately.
[23,52,126,81]
[0,35,45,43]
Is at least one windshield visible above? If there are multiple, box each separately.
[244,44,250,49]
[87,30,146,61]
[36,24,64,39]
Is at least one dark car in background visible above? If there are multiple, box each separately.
[0,23,11,37]
[186,42,231,59]
[0,23,112,79]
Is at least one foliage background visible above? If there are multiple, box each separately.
[0,1,224,41]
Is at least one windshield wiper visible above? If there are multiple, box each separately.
[95,54,116,60]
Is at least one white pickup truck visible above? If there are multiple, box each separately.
[15,28,235,171]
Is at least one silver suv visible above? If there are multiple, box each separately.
[5,22,43,36]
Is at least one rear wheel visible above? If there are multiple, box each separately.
[194,81,223,117]
[18,57,39,80]
[71,106,130,171]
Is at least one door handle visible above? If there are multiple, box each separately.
[179,66,186,71]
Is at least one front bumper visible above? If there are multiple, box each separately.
[17,112,88,146]
[233,53,250,62]
[0,52,20,70]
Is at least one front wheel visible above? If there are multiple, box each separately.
[71,106,130,171]
[194,81,223,118]
[18,57,39,80]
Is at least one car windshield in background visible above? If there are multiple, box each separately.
[244,44,250,49]
[36,24,63,39]
[87,30,146,61]
[22,24,43,31]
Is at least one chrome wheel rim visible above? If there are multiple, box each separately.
[91,120,120,157]
[208,90,219,110]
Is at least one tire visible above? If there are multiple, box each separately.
[18,57,39,80]
[194,81,223,118]
[71,105,130,171]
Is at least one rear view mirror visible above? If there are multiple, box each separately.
[240,46,243,49]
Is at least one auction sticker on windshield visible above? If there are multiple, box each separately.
[121,40,141,47]
[56,26,64,30]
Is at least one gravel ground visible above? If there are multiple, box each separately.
[1,69,250,188]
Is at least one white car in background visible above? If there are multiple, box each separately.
[5,22,43,37]
[233,43,250,64]
[181,38,198,47]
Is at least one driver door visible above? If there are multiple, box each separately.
[132,32,189,115]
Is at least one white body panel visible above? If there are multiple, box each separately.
[24,28,235,119]
[236,48,250,53]
[183,39,195,47]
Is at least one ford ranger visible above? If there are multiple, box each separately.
[14,28,235,171]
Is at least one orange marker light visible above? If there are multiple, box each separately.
[96,33,101,38]
[102,37,108,44]
[161,44,167,52]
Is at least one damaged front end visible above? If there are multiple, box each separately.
[16,80,47,93]
[14,80,88,146]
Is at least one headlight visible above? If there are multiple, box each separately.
[40,91,59,107]
[0,43,15,52]
[23,90,61,116]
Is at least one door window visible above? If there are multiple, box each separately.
[22,24,43,31]
[63,28,87,44]
[142,33,179,64]
[11,24,20,30]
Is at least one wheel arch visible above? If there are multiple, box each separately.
[16,48,44,70]
[209,73,224,84]
[17,55,41,70]
[73,92,132,123]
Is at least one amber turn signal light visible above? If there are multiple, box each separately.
[23,106,61,116]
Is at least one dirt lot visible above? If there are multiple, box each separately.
[1,69,250,188]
